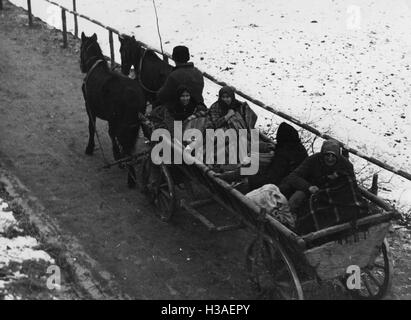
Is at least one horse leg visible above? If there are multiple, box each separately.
[83,83,95,155]
[108,121,121,161]
[85,112,96,155]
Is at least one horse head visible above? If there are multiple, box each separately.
[80,32,104,73]
[119,35,143,76]
[119,35,172,103]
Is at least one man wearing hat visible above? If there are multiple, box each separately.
[157,45,205,106]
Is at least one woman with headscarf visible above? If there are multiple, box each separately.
[209,86,257,131]
[208,86,258,167]
[146,86,208,187]
[248,122,308,191]
[150,85,207,134]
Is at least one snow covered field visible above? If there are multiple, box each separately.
[8,0,411,210]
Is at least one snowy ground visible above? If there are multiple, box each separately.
[8,0,411,211]
[0,197,56,299]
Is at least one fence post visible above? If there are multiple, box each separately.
[27,0,33,27]
[72,0,78,38]
[61,8,68,48]
[109,30,115,69]
[163,55,169,64]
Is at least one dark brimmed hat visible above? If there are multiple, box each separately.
[172,46,190,63]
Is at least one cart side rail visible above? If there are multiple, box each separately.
[302,187,401,244]
[302,210,397,244]
[161,135,306,248]
[160,135,400,249]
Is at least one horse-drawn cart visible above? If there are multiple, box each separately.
[72,16,402,300]
[126,130,399,300]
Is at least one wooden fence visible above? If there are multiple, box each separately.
[11,0,411,182]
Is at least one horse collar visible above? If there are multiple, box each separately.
[83,59,105,86]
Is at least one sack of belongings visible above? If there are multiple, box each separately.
[246,184,296,229]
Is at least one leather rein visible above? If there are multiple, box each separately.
[136,46,161,94]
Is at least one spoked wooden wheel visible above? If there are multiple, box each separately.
[246,237,304,300]
[153,165,176,222]
[349,239,393,300]
[141,160,176,221]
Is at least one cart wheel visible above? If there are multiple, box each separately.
[245,237,304,300]
[153,165,176,222]
[348,239,393,300]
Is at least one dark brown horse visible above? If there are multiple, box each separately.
[80,32,145,188]
[119,35,173,104]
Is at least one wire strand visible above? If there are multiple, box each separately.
[152,0,164,55]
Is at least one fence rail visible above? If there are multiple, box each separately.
[15,0,411,182]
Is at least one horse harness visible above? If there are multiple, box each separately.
[82,59,105,99]
[136,46,161,94]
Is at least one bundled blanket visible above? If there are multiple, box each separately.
[298,175,369,234]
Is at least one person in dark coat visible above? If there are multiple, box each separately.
[281,139,354,196]
[150,85,207,134]
[248,122,308,191]
[280,139,368,234]
[157,46,205,106]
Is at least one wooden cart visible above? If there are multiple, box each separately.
[134,134,399,300]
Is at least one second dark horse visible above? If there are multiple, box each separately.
[119,35,172,105]
[80,32,145,188]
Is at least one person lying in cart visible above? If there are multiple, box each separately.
[279,139,369,234]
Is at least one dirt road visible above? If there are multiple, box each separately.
[1,2,410,300]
